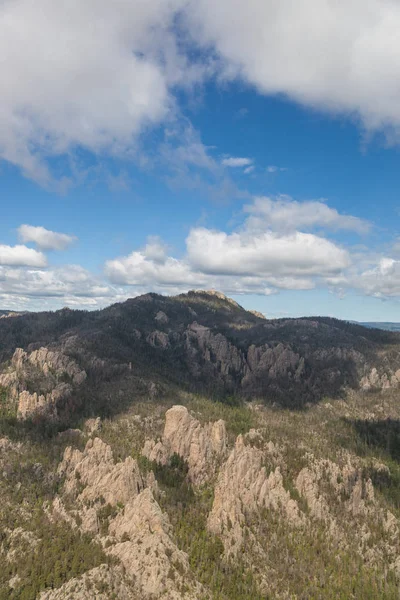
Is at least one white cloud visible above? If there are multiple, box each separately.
[244,166,255,174]
[0,244,47,267]
[0,264,121,307]
[0,0,194,183]
[267,166,286,173]
[186,227,349,278]
[18,224,76,251]
[3,1,400,184]
[104,239,317,295]
[105,195,353,296]
[185,0,400,136]
[352,257,400,298]
[105,244,202,288]
[244,196,370,234]
[222,157,253,168]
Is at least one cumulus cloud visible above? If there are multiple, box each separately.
[3,1,400,183]
[105,196,354,296]
[104,239,316,295]
[353,258,400,298]
[105,244,202,288]
[0,244,47,267]
[18,225,76,251]
[0,0,194,183]
[244,196,371,234]
[185,0,400,135]
[186,227,349,277]
[0,264,121,307]
[221,157,253,168]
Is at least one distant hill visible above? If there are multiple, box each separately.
[360,322,400,332]
[0,310,24,318]
[1,291,400,600]
[0,291,400,418]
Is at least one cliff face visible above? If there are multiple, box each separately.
[0,347,86,419]
[51,435,205,600]
[2,388,400,598]
[2,292,400,599]
[143,405,227,485]
[0,291,400,418]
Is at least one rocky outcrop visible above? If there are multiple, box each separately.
[17,384,72,419]
[296,455,375,522]
[107,488,202,600]
[244,343,304,384]
[155,311,169,325]
[248,310,266,319]
[143,405,227,485]
[184,323,245,384]
[360,367,400,391]
[208,434,303,553]
[0,347,86,419]
[84,417,102,435]
[146,330,170,349]
[38,565,137,600]
[59,437,144,508]
[12,347,87,385]
[55,437,202,599]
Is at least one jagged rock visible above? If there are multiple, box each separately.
[296,456,375,523]
[184,323,245,382]
[6,528,39,562]
[38,565,137,599]
[146,330,170,349]
[55,438,202,599]
[84,417,102,435]
[208,434,303,553]
[143,405,227,485]
[107,488,201,599]
[12,347,87,385]
[249,310,266,319]
[244,343,303,383]
[360,367,400,391]
[17,384,72,419]
[155,311,169,325]
[59,437,144,507]
[0,347,87,420]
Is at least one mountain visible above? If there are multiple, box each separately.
[1,291,400,599]
[0,310,23,318]
[0,290,399,422]
[361,321,400,332]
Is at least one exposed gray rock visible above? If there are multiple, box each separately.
[146,330,170,349]
[155,311,169,325]
[107,488,202,600]
[38,565,137,600]
[0,347,87,420]
[143,405,227,485]
[59,437,144,507]
[208,434,303,554]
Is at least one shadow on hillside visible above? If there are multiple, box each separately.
[344,417,400,463]
[340,417,400,508]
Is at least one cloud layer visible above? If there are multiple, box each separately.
[245,196,370,234]
[18,225,76,251]
[0,192,400,310]
[3,1,400,181]
[0,245,47,267]
[105,196,355,297]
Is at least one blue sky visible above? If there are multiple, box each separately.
[1,0,400,321]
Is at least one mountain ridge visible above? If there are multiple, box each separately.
[0,290,399,422]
